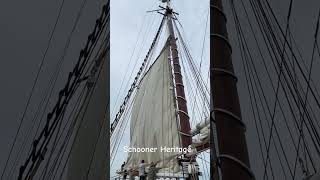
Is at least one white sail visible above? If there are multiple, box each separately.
[67,47,109,180]
[125,44,182,173]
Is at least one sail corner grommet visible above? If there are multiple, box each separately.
[217,154,256,179]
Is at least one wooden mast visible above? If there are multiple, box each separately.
[211,0,254,180]
[165,6,192,149]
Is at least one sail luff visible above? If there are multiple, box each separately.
[125,43,182,173]
[166,8,192,148]
[110,17,166,136]
[211,0,253,180]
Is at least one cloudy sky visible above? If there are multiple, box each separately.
[111,0,320,179]
[110,0,210,178]
[1,0,320,179]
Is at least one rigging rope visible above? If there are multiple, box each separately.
[110,16,165,135]
[293,8,320,179]
[16,3,109,179]
[41,35,108,179]
[111,10,151,118]
[228,0,320,179]
[0,0,68,178]
[6,1,90,178]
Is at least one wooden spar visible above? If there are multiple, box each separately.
[211,0,254,180]
[166,7,192,148]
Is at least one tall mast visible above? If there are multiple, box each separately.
[165,6,192,148]
[211,0,254,180]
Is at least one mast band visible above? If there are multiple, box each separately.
[211,33,232,52]
[211,5,227,23]
[214,108,246,130]
[212,68,238,81]
[217,154,255,179]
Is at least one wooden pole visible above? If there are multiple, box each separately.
[211,0,254,180]
[166,7,192,148]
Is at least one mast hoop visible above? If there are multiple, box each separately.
[176,95,187,102]
[175,83,184,88]
[177,109,189,119]
[211,5,227,23]
[173,62,180,66]
[211,33,232,53]
[171,47,179,53]
[212,68,238,82]
[214,108,246,130]
[179,131,192,137]
[174,71,182,76]
[217,154,255,179]
[210,110,216,123]
[173,64,181,70]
